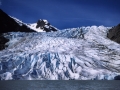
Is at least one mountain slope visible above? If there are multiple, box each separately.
[0,9,36,33]
[0,9,58,50]
[0,26,120,80]
[107,24,120,43]
[0,9,36,50]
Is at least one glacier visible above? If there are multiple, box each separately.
[0,25,120,80]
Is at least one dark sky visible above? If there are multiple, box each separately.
[0,0,120,29]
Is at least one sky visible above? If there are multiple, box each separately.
[0,0,120,29]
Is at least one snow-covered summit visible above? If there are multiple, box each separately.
[0,25,120,80]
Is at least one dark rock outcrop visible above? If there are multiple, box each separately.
[0,34,9,50]
[36,19,46,29]
[107,24,120,43]
[114,75,120,80]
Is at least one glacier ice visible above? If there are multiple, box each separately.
[0,25,120,80]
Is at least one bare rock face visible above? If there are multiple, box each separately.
[107,24,120,43]
[0,34,9,50]
[114,75,120,80]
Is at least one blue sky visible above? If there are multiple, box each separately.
[0,0,120,29]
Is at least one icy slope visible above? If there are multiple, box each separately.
[0,26,120,80]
